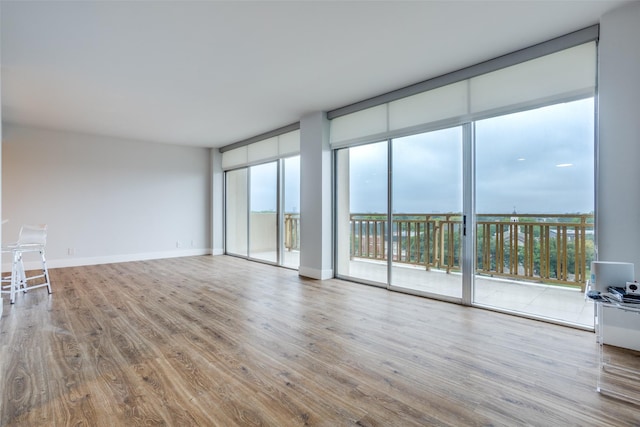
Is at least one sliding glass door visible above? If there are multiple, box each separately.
[225,168,248,257]
[225,156,300,268]
[334,100,594,326]
[335,141,389,285]
[249,162,278,263]
[474,99,595,326]
[282,156,301,269]
[331,40,596,327]
[390,127,463,299]
[335,127,464,300]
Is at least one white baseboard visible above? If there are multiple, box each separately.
[298,265,333,280]
[2,248,213,272]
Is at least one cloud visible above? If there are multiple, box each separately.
[348,98,594,215]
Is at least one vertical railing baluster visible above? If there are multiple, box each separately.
[373,220,378,259]
[540,225,549,280]
[481,223,489,273]
[425,217,431,270]
[577,218,586,290]
[381,221,386,261]
[509,222,516,276]
[437,218,441,270]
[359,218,362,258]
[407,221,412,263]
[447,221,454,272]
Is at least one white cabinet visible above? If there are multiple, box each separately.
[596,301,640,405]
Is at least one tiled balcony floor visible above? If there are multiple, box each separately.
[255,251,594,329]
[347,259,594,328]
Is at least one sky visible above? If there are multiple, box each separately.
[248,97,594,215]
[249,156,300,212]
[348,98,594,215]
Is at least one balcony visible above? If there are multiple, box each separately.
[280,212,595,327]
[349,213,594,288]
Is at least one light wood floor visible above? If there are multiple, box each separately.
[1,255,639,426]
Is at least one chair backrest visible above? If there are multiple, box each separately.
[17,224,48,246]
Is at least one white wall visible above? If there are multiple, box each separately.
[597,1,640,270]
[1,124,211,269]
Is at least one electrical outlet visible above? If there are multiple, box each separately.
[176,241,182,248]
[68,248,76,256]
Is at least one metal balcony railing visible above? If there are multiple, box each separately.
[349,213,594,291]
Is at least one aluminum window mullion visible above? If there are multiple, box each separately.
[223,171,228,255]
[387,139,393,288]
[247,168,251,258]
[462,122,475,306]
[277,159,283,266]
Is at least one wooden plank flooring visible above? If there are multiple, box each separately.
[1,255,639,426]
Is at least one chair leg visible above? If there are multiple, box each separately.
[18,255,27,293]
[41,249,51,294]
[10,251,20,304]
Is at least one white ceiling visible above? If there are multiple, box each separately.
[0,1,632,148]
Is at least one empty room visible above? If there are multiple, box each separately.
[2,1,640,425]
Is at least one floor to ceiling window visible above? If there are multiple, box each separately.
[225,168,248,257]
[474,99,595,325]
[282,155,301,268]
[334,101,594,325]
[331,37,596,328]
[224,156,300,267]
[391,127,463,299]
[249,162,278,263]
[335,128,464,299]
[221,129,301,269]
[335,141,388,285]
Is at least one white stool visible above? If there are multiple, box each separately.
[1,224,51,304]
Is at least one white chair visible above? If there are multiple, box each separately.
[1,246,23,304]
[1,224,51,304]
